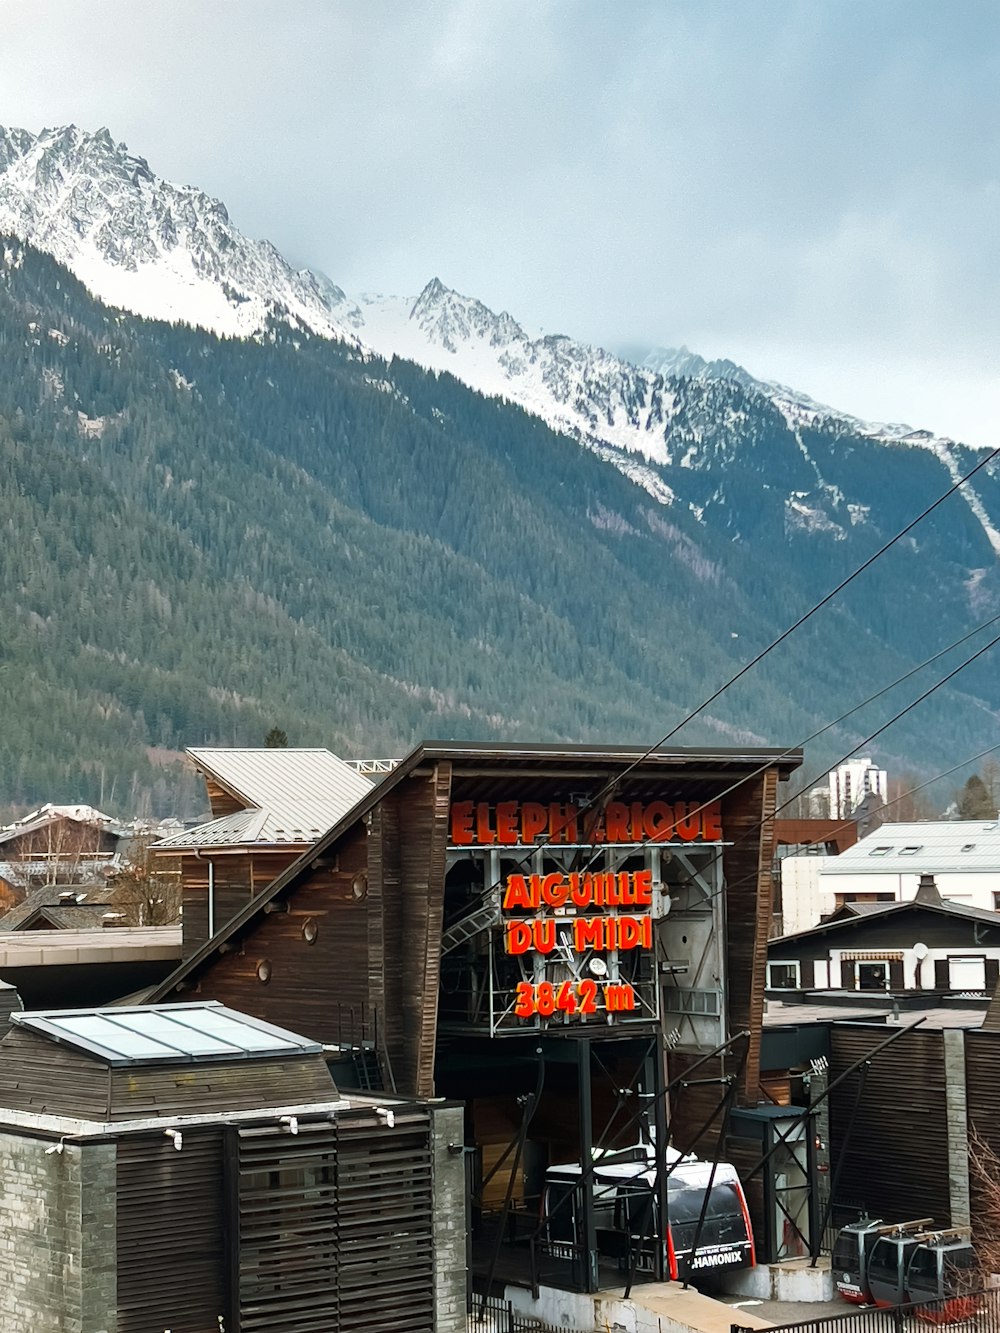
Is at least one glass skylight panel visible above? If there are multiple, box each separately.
[111,1012,238,1056]
[899,845,923,855]
[167,1007,299,1053]
[53,1014,177,1059]
[868,846,892,857]
[15,1003,316,1065]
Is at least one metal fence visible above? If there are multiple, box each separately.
[733,1286,1000,1333]
[470,1292,567,1332]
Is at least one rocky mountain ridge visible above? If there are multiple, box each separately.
[1,124,993,552]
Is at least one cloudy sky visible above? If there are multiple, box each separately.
[2,0,997,444]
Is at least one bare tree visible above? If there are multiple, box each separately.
[887,773,938,823]
[968,1123,1000,1280]
[108,835,181,926]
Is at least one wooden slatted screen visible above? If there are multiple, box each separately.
[117,1130,227,1333]
[335,1115,435,1332]
[236,1124,339,1333]
[234,1112,435,1333]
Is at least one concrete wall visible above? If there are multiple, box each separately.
[0,1134,116,1333]
[431,1103,469,1333]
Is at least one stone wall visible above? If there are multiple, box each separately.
[431,1103,469,1333]
[0,1133,115,1333]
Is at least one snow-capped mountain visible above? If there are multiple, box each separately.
[0,125,363,341]
[1,123,997,554]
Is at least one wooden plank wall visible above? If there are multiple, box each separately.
[117,1130,226,1333]
[182,826,373,1046]
[828,1025,951,1225]
[400,761,451,1098]
[109,1054,336,1119]
[369,792,402,1090]
[370,762,452,1098]
[721,769,778,1104]
[180,851,301,958]
[961,1030,1000,1240]
[0,1027,111,1117]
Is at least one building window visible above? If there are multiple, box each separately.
[899,845,923,856]
[948,956,987,992]
[868,846,893,857]
[767,961,800,989]
[993,891,1000,912]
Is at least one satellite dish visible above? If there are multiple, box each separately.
[913,942,929,960]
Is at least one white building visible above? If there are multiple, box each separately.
[828,757,888,821]
[780,819,1000,933]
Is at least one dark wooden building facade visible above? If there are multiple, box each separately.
[148,741,801,1292]
[0,1002,465,1333]
[767,894,1000,994]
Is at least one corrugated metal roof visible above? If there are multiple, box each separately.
[818,820,1000,875]
[155,748,372,850]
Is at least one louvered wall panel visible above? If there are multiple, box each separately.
[961,1030,1000,1242]
[828,1026,951,1225]
[117,1130,227,1333]
[236,1125,340,1333]
[233,1111,435,1333]
[335,1114,435,1333]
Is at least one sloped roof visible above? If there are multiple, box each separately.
[149,738,803,1001]
[0,884,119,931]
[0,803,128,848]
[771,894,1000,947]
[818,820,1000,875]
[11,1002,321,1067]
[154,748,372,850]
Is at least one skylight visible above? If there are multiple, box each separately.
[961,843,976,853]
[12,1002,320,1067]
[868,846,892,857]
[899,845,923,856]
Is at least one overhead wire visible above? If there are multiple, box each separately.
[459,445,1000,919]
[460,606,1000,929]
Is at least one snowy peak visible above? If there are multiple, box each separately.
[0,124,362,340]
[408,277,528,353]
[1,123,995,556]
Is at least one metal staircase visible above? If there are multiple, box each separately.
[440,899,500,956]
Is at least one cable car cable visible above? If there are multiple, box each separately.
[528,1030,749,1248]
[586,621,1000,917]
[680,1039,749,1291]
[463,606,1000,932]
[584,442,1000,798]
[812,1061,871,1265]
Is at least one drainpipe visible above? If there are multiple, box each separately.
[208,859,215,939]
[192,850,216,944]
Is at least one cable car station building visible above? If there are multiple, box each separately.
[151,740,803,1297]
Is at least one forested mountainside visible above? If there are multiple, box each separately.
[1,236,998,812]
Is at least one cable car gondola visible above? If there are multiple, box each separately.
[542,1146,755,1283]
[905,1230,979,1324]
[832,1218,885,1304]
[867,1219,934,1307]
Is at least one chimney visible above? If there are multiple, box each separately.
[914,873,942,906]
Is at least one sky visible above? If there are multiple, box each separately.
[1,0,998,445]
